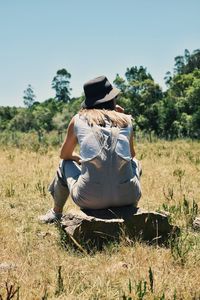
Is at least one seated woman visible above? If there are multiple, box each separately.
[39,76,142,223]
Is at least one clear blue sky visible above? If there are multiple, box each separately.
[0,0,200,107]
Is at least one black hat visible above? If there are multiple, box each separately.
[81,76,120,108]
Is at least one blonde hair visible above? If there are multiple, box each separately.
[78,109,132,128]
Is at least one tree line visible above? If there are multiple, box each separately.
[1,49,200,140]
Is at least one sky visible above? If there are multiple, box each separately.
[0,0,200,107]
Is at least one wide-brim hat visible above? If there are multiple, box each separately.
[81,76,120,108]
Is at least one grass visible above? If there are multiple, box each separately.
[0,140,200,299]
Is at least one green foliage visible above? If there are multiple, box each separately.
[0,106,18,130]
[165,71,200,138]
[55,266,64,296]
[160,195,198,227]
[2,51,200,139]
[125,66,153,82]
[0,97,82,136]
[122,49,200,139]
[174,49,200,75]
[170,233,192,266]
[53,97,83,131]
[0,130,62,150]
[114,67,163,138]
[148,267,154,293]
[8,108,35,132]
[121,268,168,300]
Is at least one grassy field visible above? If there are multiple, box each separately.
[0,140,200,299]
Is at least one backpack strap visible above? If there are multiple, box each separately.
[91,125,120,156]
[110,127,120,153]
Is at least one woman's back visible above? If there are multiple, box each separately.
[71,113,141,209]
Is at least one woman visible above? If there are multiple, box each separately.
[39,76,141,223]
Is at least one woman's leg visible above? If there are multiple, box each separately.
[49,159,81,212]
[39,160,81,223]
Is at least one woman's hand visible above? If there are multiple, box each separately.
[130,130,136,158]
[115,104,124,113]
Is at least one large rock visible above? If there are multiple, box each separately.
[60,206,179,250]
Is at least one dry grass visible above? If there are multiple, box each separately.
[0,140,200,299]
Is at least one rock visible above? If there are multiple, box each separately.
[0,262,16,271]
[193,217,200,231]
[36,231,51,238]
[60,206,179,250]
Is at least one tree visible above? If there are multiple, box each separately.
[173,49,200,75]
[114,67,163,138]
[174,55,185,75]
[53,97,82,132]
[31,98,62,132]
[158,96,180,139]
[163,68,200,138]
[52,68,72,102]
[23,84,36,108]
[0,106,18,130]
[164,71,173,86]
[113,74,126,93]
[8,108,35,132]
[125,66,153,82]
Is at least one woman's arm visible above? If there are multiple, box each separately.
[129,130,136,158]
[60,117,81,164]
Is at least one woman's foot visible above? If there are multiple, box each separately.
[38,208,63,223]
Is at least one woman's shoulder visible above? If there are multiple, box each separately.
[73,113,87,123]
[72,113,84,123]
[114,111,133,127]
[73,113,89,134]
